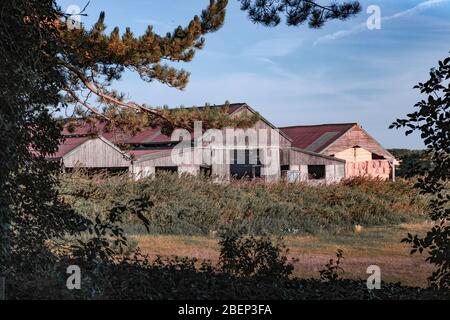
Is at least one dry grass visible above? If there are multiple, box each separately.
[132,221,435,287]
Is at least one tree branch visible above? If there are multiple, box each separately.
[58,60,193,130]
[63,85,111,121]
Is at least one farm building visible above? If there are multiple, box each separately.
[50,103,396,182]
[280,123,397,180]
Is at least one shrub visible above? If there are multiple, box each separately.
[319,249,344,282]
[217,231,296,279]
[6,235,450,300]
[59,172,429,236]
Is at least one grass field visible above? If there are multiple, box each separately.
[132,221,434,287]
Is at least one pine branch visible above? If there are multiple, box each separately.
[59,60,182,128]
[63,85,111,121]
[238,0,361,27]
[55,1,229,131]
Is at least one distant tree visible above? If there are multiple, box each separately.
[391,53,450,288]
[238,0,361,28]
[388,149,433,178]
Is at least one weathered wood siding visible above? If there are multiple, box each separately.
[132,149,201,179]
[283,149,345,182]
[63,138,130,168]
[284,149,344,166]
[133,150,196,168]
[211,149,231,180]
[322,125,394,160]
[345,160,391,180]
[334,147,372,162]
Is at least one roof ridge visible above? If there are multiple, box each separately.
[187,102,246,109]
[279,123,357,129]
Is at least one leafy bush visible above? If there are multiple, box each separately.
[319,249,344,282]
[59,171,429,236]
[6,234,450,300]
[218,231,296,278]
[391,54,450,289]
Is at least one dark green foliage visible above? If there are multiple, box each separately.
[218,231,296,278]
[319,249,344,282]
[1,0,224,291]
[0,0,90,278]
[391,53,450,288]
[388,149,433,178]
[238,0,361,28]
[6,236,450,300]
[60,172,428,236]
[70,195,153,264]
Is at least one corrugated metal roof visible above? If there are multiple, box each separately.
[280,123,356,153]
[61,103,246,145]
[124,127,171,144]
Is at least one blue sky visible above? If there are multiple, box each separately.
[57,0,450,149]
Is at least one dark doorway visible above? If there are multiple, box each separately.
[230,149,261,179]
[200,166,212,177]
[308,165,326,180]
[155,166,178,174]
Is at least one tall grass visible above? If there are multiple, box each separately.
[59,172,428,236]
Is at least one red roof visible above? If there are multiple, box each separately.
[124,127,172,144]
[61,103,246,145]
[50,103,248,160]
[280,123,356,153]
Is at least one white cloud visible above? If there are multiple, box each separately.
[314,0,450,45]
[384,0,449,20]
[242,38,304,57]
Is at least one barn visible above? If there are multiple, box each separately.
[50,103,396,182]
[48,136,132,173]
[280,123,397,180]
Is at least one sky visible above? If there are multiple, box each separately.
[56,0,450,149]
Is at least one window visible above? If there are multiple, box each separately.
[280,165,290,177]
[231,149,260,165]
[155,166,178,174]
[200,166,212,176]
[308,165,325,180]
[230,149,261,179]
[372,153,384,160]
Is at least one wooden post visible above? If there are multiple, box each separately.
[391,160,396,182]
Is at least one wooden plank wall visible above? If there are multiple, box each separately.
[63,138,130,168]
[287,149,344,166]
[334,147,372,162]
[322,126,393,160]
